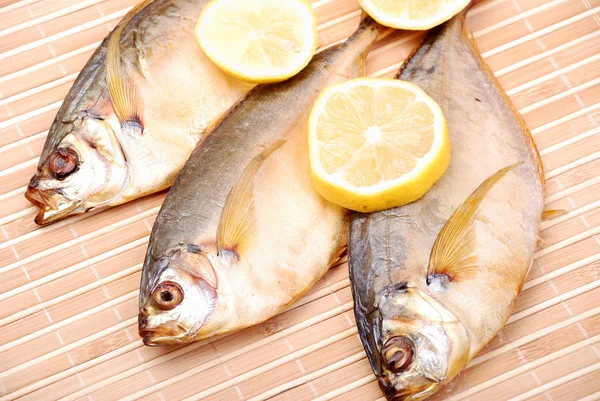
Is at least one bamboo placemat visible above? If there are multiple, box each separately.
[0,0,599,400]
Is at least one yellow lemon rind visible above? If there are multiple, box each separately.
[196,0,318,84]
[357,0,471,30]
[308,78,451,213]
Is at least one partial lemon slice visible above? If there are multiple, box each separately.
[308,78,450,212]
[195,0,317,84]
[358,0,471,30]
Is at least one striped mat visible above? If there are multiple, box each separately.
[0,0,599,400]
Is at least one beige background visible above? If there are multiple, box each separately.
[0,0,599,400]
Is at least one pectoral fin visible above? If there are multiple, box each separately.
[216,140,286,256]
[106,1,153,133]
[427,162,522,284]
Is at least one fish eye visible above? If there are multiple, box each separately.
[152,282,184,310]
[383,336,414,372]
[49,147,79,179]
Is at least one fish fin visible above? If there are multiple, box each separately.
[106,1,153,133]
[216,140,286,256]
[395,33,428,79]
[427,163,522,283]
[517,266,530,294]
[347,13,388,70]
[461,20,544,184]
[542,209,568,221]
[536,237,546,250]
[328,246,348,269]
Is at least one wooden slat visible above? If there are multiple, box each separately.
[0,0,599,400]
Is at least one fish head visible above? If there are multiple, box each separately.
[372,283,470,400]
[139,246,222,346]
[25,112,128,225]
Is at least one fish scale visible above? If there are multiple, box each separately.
[349,7,544,401]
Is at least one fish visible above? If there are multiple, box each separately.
[138,16,386,346]
[25,0,253,225]
[348,7,545,401]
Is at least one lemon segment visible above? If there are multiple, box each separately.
[358,0,471,30]
[308,78,450,212]
[196,0,318,84]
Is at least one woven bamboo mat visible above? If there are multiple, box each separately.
[0,0,599,400]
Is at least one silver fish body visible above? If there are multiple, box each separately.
[138,17,385,346]
[350,11,544,401]
[26,0,252,224]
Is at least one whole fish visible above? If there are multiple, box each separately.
[138,17,385,346]
[25,0,252,225]
[349,8,545,401]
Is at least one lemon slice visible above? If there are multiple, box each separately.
[358,0,471,30]
[308,78,450,212]
[196,0,317,84]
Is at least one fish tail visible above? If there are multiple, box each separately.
[394,33,428,79]
[339,12,390,76]
[356,11,394,42]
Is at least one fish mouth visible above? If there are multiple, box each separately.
[25,186,61,210]
[139,323,189,346]
[25,186,83,225]
[33,202,82,225]
[377,377,439,401]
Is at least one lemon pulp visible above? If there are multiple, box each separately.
[308,78,451,212]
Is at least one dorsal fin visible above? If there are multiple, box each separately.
[106,0,153,132]
[216,140,286,256]
[427,162,522,284]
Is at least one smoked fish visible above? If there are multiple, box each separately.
[138,17,385,345]
[25,0,252,225]
[349,8,544,401]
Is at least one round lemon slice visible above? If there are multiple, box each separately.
[196,0,318,84]
[358,0,471,30]
[308,78,450,212]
